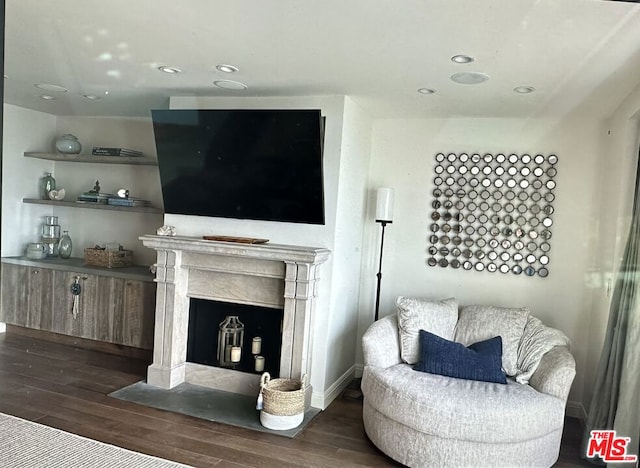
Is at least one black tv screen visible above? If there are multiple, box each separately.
[151,109,325,224]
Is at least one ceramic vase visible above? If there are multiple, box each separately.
[55,134,82,154]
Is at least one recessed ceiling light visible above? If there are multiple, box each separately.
[83,94,101,100]
[451,55,474,64]
[514,86,535,94]
[417,88,436,95]
[35,83,68,93]
[158,66,182,74]
[216,64,239,73]
[450,72,490,85]
[213,80,248,91]
[40,94,56,100]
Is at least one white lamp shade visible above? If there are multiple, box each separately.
[375,187,394,222]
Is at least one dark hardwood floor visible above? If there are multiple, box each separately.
[0,329,590,467]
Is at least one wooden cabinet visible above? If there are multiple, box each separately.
[0,260,156,350]
[0,263,54,329]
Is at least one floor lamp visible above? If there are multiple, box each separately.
[374,187,394,321]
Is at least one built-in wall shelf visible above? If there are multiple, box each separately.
[24,152,158,166]
[23,198,164,214]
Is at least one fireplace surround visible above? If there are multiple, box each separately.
[140,235,331,398]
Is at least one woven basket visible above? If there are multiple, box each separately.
[260,372,307,417]
[84,248,133,268]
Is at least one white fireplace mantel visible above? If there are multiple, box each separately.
[140,235,331,396]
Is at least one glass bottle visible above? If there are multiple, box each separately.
[217,315,244,368]
[58,231,72,259]
[40,172,56,199]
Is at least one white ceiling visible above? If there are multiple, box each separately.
[4,0,640,119]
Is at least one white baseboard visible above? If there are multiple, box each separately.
[566,400,587,421]
[354,363,364,378]
[311,365,356,410]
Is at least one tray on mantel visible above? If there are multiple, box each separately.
[202,235,269,244]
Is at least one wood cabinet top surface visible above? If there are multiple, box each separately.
[1,256,155,282]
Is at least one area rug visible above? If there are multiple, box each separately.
[0,412,191,467]
[110,381,320,438]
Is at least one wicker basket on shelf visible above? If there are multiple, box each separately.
[84,248,133,268]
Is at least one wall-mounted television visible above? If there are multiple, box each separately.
[151,109,325,224]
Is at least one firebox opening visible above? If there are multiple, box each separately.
[187,298,284,377]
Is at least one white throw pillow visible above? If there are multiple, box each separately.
[454,304,529,376]
[396,296,458,364]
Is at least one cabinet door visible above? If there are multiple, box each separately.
[50,271,155,349]
[115,280,156,349]
[51,271,125,342]
[0,263,54,329]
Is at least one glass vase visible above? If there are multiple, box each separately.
[58,231,72,259]
[40,172,56,200]
[217,315,244,368]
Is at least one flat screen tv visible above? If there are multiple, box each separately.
[151,109,325,224]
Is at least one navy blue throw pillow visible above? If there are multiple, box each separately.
[413,329,507,384]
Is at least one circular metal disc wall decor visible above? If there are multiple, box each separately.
[427,152,558,277]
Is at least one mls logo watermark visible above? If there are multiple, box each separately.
[587,430,638,463]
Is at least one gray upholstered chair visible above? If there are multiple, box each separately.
[361,302,576,468]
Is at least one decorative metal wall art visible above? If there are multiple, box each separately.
[427,152,557,277]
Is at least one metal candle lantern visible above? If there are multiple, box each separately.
[217,315,245,367]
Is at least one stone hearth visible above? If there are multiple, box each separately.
[140,235,330,397]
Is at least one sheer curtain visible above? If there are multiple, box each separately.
[583,146,640,466]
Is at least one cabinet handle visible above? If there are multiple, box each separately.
[33,270,39,275]
[71,276,82,319]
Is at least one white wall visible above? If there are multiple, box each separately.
[323,97,372,394]
[357,116,605,407]
[1,104,57,257]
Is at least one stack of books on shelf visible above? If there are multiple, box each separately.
[92,147,143,157]
[107,196,151,208]
[77,192,110,204]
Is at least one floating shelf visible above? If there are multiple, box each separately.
[24,152,158,166]
[23,198,163,214]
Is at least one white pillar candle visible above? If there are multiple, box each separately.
[255,355,265,372]
[252,337,262,355]
[375,187,394,222]
[231,346,242,363]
